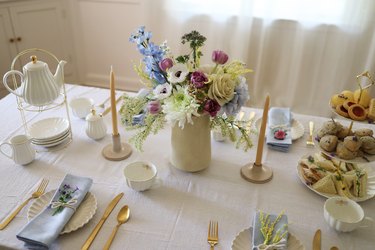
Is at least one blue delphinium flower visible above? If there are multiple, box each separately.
[129,26,167,84]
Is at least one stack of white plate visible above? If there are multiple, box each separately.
[29,117,71,147]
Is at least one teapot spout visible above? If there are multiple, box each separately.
[54,60,67,89]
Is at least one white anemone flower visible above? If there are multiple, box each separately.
[153,83,172,100]
[162,86,200,128]
[167,63,189,83]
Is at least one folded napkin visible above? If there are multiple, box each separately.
[252,211,288,250]
[266,107,292,152]
[17,174,93,249]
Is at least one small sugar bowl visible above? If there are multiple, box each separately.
[85,109,107,140]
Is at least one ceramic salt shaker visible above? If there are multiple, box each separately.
[85,109,107,140]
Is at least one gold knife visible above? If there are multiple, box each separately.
[81,192,124,250]
[313,229,321,250]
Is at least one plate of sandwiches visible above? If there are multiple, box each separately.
[297,153,375,202]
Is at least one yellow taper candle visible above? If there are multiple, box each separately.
[110,66,119,135]
[255,95,270,166]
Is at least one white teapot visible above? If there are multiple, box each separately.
[3,55,66,107]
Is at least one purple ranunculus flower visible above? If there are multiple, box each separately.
[191,71,208,88]
[147,100,161,114]
[204,99,221,117]
[212,50,229,64]
[159,58,173,71]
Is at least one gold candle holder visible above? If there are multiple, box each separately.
[240,95,273,183]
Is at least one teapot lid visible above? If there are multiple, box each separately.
[24,56,47,71]
[86,109,103,122]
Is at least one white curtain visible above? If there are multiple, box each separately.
[142,0,375,117]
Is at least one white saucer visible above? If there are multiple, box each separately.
[255,118,305,140]
[28,117,70,141]
[231,227,305,250]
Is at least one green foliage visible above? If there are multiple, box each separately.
[259,211,288,245]
[128,113,166,151]
[119,94,166,151]
[211,116,254,151]
[178,30,207,69]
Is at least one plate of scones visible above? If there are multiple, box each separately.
[314,120,375,163]
[297,153,375,202]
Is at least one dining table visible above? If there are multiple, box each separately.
[0,83,374,250]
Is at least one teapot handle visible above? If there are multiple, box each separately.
[3,70,24,97]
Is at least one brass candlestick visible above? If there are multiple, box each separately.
[102,133,132,161]
[240,95,273,183]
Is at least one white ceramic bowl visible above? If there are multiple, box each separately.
[324,197,373,232]
[123,161,158,191]
[69,97,94,119]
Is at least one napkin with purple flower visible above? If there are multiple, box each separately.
[252,211,288,250]
[17,174,92,249]
[266,107,292,152]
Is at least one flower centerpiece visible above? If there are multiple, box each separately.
[120,26,253,170]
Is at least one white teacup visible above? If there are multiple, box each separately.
[324,197,373,232]
[69,97,94,119]
[123,161,161,191]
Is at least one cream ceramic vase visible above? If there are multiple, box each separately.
[170,115,211,172]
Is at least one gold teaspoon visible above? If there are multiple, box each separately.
[103,205,130,250]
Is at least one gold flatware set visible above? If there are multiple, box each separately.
[207,220,219,249]
[0,178,49,230]
[313,229,339,250]
[81,192,126,250]
[306,121,315,146]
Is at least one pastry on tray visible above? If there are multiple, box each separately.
[315,120,375,162]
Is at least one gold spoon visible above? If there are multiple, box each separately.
[103,205,130,250]
[330,247,339,250]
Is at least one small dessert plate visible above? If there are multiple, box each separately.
[27,190,97,234]
[231,227,305,250]
[255,118,304,140]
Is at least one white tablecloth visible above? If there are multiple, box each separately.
[0,84,374,250]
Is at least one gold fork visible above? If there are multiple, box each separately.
[207,220,218,250]
[306,121,315,146]
[0,178,49,230]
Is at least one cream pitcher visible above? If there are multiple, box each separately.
[2,55,66,107]
[0,135,36,165]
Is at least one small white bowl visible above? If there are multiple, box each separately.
[69,97,94,119]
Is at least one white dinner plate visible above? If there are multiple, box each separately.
[255,118,305,140]
[231,227,305,250]
[27,190,97,234]
[33,133,71,148]
[32,130,71,147]
[32,128,70,143]
[28,117,70,141]
[296,160,375,202]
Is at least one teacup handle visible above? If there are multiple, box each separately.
[360,217,374,228]
[0,142,13,159]
[3,70,24,97]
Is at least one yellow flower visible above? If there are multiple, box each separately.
[207,73,236,106]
